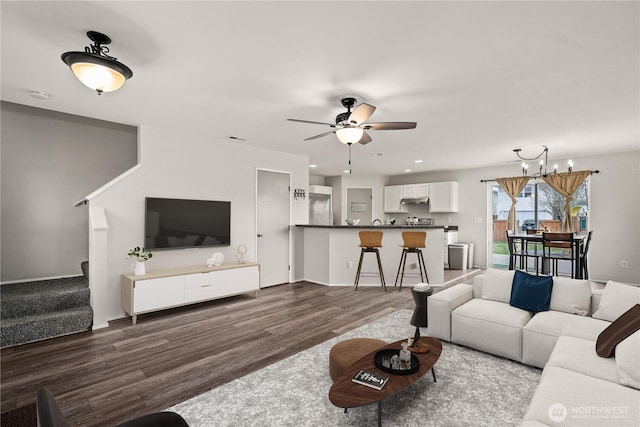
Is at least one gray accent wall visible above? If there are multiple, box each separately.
[1,102,137,282]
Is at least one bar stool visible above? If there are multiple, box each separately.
[354,231,386,291]
[394,231,429,292]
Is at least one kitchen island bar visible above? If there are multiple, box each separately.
[296,225,444,287]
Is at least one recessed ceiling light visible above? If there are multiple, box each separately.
[343,169,350,174]
[29,90,49,100]
[414,159,423,163]
[309,164,317,168]
[404,169,412,173]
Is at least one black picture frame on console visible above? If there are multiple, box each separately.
[145,197,231,250]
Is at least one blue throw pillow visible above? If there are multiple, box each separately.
[509,270,553,313]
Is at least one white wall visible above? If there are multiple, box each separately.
[388,150,640,284]
[89,125,308,325]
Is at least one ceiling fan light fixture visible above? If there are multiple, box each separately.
[61,31,133,95]
[336,127,363,144]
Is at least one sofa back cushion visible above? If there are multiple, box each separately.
[593,280,640,322]
[549,277,592,316]
[616,329,640,390]
[596,304,640,358]
[481,268,515,303]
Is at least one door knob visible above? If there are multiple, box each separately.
[257,234,264,237]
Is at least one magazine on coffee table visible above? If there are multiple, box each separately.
[352,369,389,390]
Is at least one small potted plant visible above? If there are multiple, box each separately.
[128,246,153,275]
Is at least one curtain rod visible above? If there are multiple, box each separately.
[480,169,599,183]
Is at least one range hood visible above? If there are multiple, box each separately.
[400,196,429,205]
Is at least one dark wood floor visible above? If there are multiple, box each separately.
[1,271,480,426]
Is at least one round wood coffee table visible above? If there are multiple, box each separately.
[329,336,442,426]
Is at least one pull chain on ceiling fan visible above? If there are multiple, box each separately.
[287,97,417,173]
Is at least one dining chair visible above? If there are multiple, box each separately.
[579,231,593,279]
[542,232,577,278]
[523,229,543,274]
[506,231,525,271]
[506,230,541,274]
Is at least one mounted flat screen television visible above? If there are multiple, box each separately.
[145,197,231,250]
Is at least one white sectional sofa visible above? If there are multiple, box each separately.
[427,268,640,426]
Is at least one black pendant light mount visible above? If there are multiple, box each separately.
[61,31,133,95]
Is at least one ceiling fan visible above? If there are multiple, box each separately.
[287,97,417,145]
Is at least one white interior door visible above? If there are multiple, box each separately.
[256,169,291,287]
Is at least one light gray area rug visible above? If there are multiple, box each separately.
[170,310,541,426]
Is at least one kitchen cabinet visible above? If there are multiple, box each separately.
[401,183,429,199]
[383,185,408,213]
[429,181,459,213]
[309,185,332,195]
[401,185,416,199]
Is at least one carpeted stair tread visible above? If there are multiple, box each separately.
[1,263,92,348]
[2,283,90,319]
[1,275,88,296]
[1,306,93,348]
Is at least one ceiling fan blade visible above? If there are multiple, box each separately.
[304,130,335,141]
[348,103,376,125]
[363,121,417,130]
[287,118,335,127]
[358,131,373,145]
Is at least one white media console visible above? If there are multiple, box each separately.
[121,262,260,325]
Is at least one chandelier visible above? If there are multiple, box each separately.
[513,146,573,178]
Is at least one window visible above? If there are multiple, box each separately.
[490,178,590,269]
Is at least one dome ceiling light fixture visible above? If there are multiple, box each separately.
[61,31,133,95]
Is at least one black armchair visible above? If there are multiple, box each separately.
[37,388,188,427]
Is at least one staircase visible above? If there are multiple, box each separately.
[1,262,93,348]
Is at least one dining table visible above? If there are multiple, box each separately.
[508,233,588,279]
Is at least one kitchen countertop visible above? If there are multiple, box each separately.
[296,224,458,230]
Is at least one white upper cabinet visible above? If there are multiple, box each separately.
[401,185,417,199]
[309,185,332,195]
[383,185,408,213]
[428,181,459,212]
[400,183,429,199]
[414,183,429,198]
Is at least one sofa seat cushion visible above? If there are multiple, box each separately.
[523,366,640,426]
[547,336,619,384]
[522,311,610,368]
[452,299,532,362]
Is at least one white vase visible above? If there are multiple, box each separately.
[134,261,146,276]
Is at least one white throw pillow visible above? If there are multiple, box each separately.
[593,281,640,322]
[481,268,515,303]
[549,277,592,316]
[616,330,640,390]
